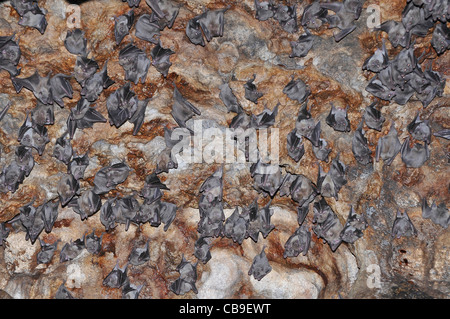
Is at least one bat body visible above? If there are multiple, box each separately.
[250,103,278,129]
[250,161,282,197]
[326,104,350,132]
[93,162,130,194]
[55,283,76,299]
[37,238,58,264]
[119,44,151,85]
[376,123,402,166]
[320,0,363,42]
[115,10,134,45]
[171,85,201,132]
[0,35,21,76]
[363,101,385,131]
[376,20,410,48]
[12,71,52,105]
[407,113,431,144]
[122,282,143,299]
[16,5,47,34]
[64,29,87,56]
[70,189,102,221]
[352,121,373,165]
[222,207,249,244]
[244,74,264,104]
[0,223,10,246]
[18,113,50,155]
[170,256,198,295]
[57,173,80,207]
[312,197,343,251]
[194,236,212,264]
[128,241,150,266]
[287,129,305,162]
[301,1,328,29]
[67,98,107,139]
[254,0,275,21]
[135,14,161,44]
[80,61,115,102]
[60,238,85,262]
[68,152,89,180]
[273,3,298,33]
[392,210,417,238]
[248,246,272,281]
[219,82,243,114]
[283,226,311,258]
[15,145,35,177]
[53,132,73,165]
[246,201,275,242]
[74,56,99,87]
[283,76,311,104]
[150,42,175,78]
[290,30,315,58]
[340,206,368,243]
[103,262,129,288]
[400,137,429,168]
[0,161,26,193]
[431,22,450,55]
[84,230,103,254]
[317,155,347,200]
[106,82,138,129]
[422,198,449,228]
[312,137,332,162]
[145,0,180,30]
[186,16,205,46]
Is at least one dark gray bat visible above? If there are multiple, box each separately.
[229,111,251,130]
[140,172,168,202]
[150,42,175,78]
[312,137,332,162]
[250,103,278,129]
[431,22,450,55]
[297,204,309,226]
[248,245,272,281]
[169,255,198,295]
[352,121,373,165]
[39,200,59,233]
[171,85,201,132]
[103,261,129,288]
[194,236,212,264]
[155,147,178,174]
[135,14,161,44]
[363,101,385,131]
[376,20,410,48]
[407,113,431,144]
[118,43,151,85]
[80,61,115,102]
[320,0,361,42]
[50,74,73,107]
[295,102,317,143]
[283,76,311,104]
[400,137,429,168]
[64,29,87,56]
[362,39,389,73]
[93,161,130,195]
[250,161,282,197]
[312,197,343,251]
[55,283,76,299]
[376,123,402,166]
[0,161,25,194]
[402,1,427,32]
[365,76,396,101]
[197,208,224,238]
[57,173,79,207]
[106,82,138,129]
[18,9,47,34]
[84,230,103,254]
[283,225,311,258]
[0,34,21,76]
[73,56,99,87]
[145,199,176,231]
[10,0,41,17]
[129,98,149,136]
[273,3,298,33]
[290,30,315,58]
[53,132,73,165]
[68,152,89,180]
[15,145,35,177]
[115,10,134,45]
[128,240,150,266]
[0,222,10,246]
[12,71,53,105]
[134,198,160,226]
[197,8,228,42]
[69,189,102,221]
[185,15,205,46]
[17,113,50,155]
[122,282,144,299]
[219,82,243,114]
[114,195,140,231]
[31,102,54,126]
[222,207,249,245]
[145,0,180,29]
[340,206,368,243]
[246,201,275,242]
[433,129,450,140]
[392,83,415,105]
[123,0,140,7]
[422,198,449,229]
[244,74,264,104]
[287,129,305,162]
[301,1,328,29]
[317,155,347,200]
[326,103,351,132]
[100,198,117,231]
[37,238,58,264]
[392,210,417,238]
[254,0,275,21]
[60,238,85,262]
[286,174,318,207]
[393,46,416,75]
[67,98,107,139]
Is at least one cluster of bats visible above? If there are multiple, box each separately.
[0,0,448,298]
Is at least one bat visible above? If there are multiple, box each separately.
[365,76,396,101]
[31,102,54,126]
[128,240,150,266]
[286,174,318,207]
[140,172,168,202]
[248,245,272,281]
[53,132,73,165]
[297,204,309,225]
[340,206,368,243]
[18,9,47,34]
[103,261,129,288]
[290,30,315,58]
[433,129,450,140]
[134,198,159,226]
[400,137,429,168]
[422,198,449,229]
[317,154,347,199]
[68,152,89,180]
[431,22,450,55]
[93,161,131,194]
[144,199,176,231]
[135,14,161,44]
[246,201,275,242]
[197,8,228,42]
[283,225,311,258]
[0,34,21,76]
[362,39,389,73]
[12,71,53,105]
[287,129,305,162]
[171,84,201,132]
[50,74,73,107]
[122,282,144,299]
[194,236,212,264]
[352,121,373,165]
[392,83,415,105]
[60,237,85,262]
[375,20,410,48]
[150,41,175,78]
[155,147,178,174]
[375,123,402,166]
[197,207,224,238]
[301,1,328,29]
[244,74,264,104]
[114,195,140,231]
[84,230,103,254]
[199,166,223,203]
[312,137,332,162]
[283,76,311,104]
[123,0,140,7]
[55,283,76,299]
[64,29,87,56]
[15,145,35,177]
[67,98,107,139]
[393,46,416,75]
[37,238,58,264]
[80,61,115,102]
[273,3,298,33]
[145,0,180,29]
[69,189,102,221]
[363,101,385,131]
[250,161,282,197]
[402,1,427,32]
[185,16,205,46]
[169,255,198,295]
[320,0,362,42]
[17,113,50,155]
[57,173,79,206]
[295,102,318,143]
[219,82,243,114]
[222,207,249,244]
[326,103,351,132]
[254,0,275,21]
[407,113,431,144]
[250,103,278,129]
[0,98,11,123]
[0,161,25,194]
[100,198,117,231]
[106,82,138,129]
[129,98,149,136]
[392,210,417,238]
[229,111,251,130]
[114,10,134,45]
[73,56,99,87]
[39,200,59,233]
[312,197,343,251]
[0,222,10,246]
[10,0,41,17]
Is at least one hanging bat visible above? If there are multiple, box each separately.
[375,123,402,166]
[12,71,53,105]
[106,82,138,129]
[145,0,180,29]
[352,121,373,165]
[392,210,417,238]
[37,238,58,264]
[250,103,278,129]
[401,1,426,32]
[0,34,21,76]
[312,197,343,251]
[400,137,429,168]
[69,189,102,221]
[57,173,79,207]
[431,22,450,55]
[375,20,410,48]
[186,16,205,46]
[197,210,224,238]
[100,198,118,231]
[128,240,150,266]
[194,236,212,264]
[150,42,175,78]
[320,0,361,42]
[64,29,87,56]
[312,138,332,162]
[288,174,318,207]
[103,261,129,288]
[84,230,103,254]
[115,10,134,45]
[273,3,298,33]
[53,132,73,165]
[140,172,168,202]
[365,76,396,101]
[68,152,89,180]
[297,204,309,225]
[129,98,149,136]
[229,111,251,130]
[222,207,249,244]
[50,74,73,107]
[93,161,131,194]
[73,56,99,87]
[80,61,115,102]
[0,161,25,194]
[422,198,449,229]
[246,201,275,242]
[340,206,368,243]
[283,225,311,258]
[326,103,351,132]
[283,76,311,104]
[60,237,85,262]
[10,0,41,17]
[67,98,107,139]
[363,101,385,131]
[15,145,35,177]
[433,129,450,140]
[123,0,140,7]
[118,43,151,85]
[287,129,305,162]
[295,102,318,143]
[254,0,275,21]
[38,200,59,233]
[362,39,389,73]
[171,85,201,132]
[18,113,50,155]
[135,14,161,44]
[134,198,160,226]
[18,9,47,34]
[317,155,347,199]
[290,30,315,58]
[407,113,431,144]
[248,245,272,281]
[170,255,198,295]
[250,161,282,197]
[31,102,54,126]
[199,166,223,203]
[122,282,144,299]
[197,8,228,42]
[155,147,178,174]
[114,195,140,231]
[244,74,264,104]
[393,46,416,75]
[219,82,243,114]
[0,222,10,246]
[0,98,11,123]
[301,1,328,29]
[55,283,76,299]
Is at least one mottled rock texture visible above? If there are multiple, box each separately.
[0,0,448,299]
